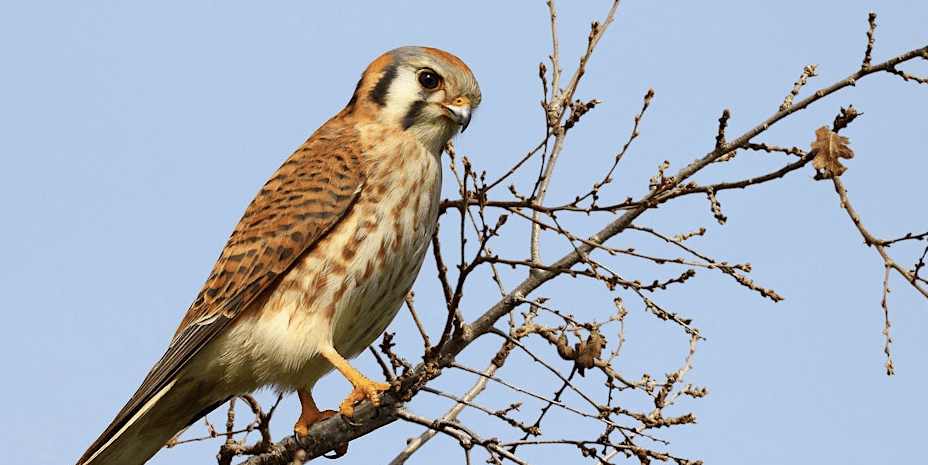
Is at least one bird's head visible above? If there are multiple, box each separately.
[346,46,481,154]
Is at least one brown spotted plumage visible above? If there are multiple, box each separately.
[77,46,480,465]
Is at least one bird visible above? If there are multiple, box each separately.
[76,46,481,465]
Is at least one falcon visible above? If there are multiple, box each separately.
[77,46,481,465]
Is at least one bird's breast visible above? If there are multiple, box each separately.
[327,136,444,355]
[215,132,443,390]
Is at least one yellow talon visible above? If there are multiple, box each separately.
[319,346,392,418]
[338,380,391,417]
[294,388,348,457]
[294,389,338,437]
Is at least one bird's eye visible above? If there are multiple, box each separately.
[417,69,441,90]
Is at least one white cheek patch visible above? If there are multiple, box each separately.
[381,67,426,124]
[374,62,459,154]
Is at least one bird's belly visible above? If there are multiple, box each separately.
[209,155,441,392]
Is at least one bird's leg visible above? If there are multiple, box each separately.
[320,346,391,418]
[294,389,338,437]
[293,389,348,457]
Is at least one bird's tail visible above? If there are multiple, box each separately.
[76,377,228,465]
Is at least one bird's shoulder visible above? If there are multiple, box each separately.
[176,117,368,335]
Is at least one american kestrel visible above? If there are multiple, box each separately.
[77,46,480,465]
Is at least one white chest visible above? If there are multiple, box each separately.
[213,138,443,390]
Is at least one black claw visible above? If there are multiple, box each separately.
[342,414,362,427]
[323,449,347,459]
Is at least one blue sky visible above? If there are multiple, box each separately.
[2,1,927,464]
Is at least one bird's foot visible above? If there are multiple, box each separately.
[338,378,392,418]
[320,346,393,419]
[293,389,348,458]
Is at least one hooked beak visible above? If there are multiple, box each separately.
[444,96,473,132]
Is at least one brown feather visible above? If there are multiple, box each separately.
[77,119,365,465]
[77,45,481,465]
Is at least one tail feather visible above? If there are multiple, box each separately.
[77,379,227,465]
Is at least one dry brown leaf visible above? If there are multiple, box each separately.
[554,330,607,376]
[811,126,855,176]
[575,330,606,376]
